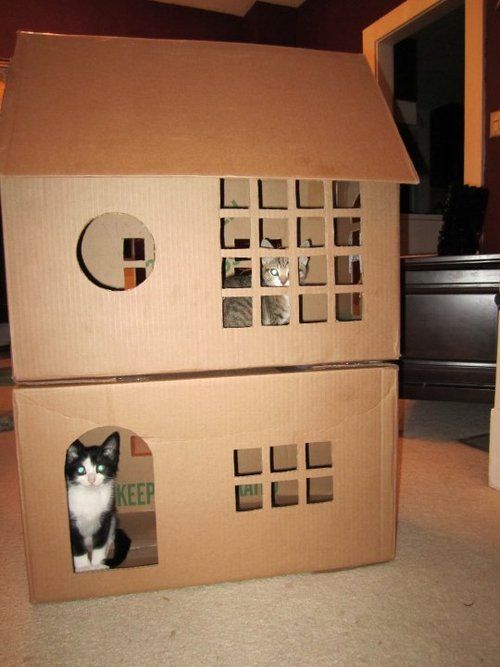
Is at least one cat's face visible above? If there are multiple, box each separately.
[65,432,120,488]
[260,238,311,287]
[261,256,290,286]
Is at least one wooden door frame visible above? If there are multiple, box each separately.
[362,0,485,187]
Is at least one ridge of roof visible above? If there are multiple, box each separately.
[0,32,418,183]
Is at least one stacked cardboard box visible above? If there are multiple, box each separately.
[0,33,417,602]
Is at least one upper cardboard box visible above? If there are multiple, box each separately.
[0,34,415,381]
[0,32,418,183]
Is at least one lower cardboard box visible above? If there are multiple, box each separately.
[14,364,397,603]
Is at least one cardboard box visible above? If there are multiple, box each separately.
[0,33,417,382]
[14,364,397,603]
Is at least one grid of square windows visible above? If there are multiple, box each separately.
[234,442,334,511]
[220,178,364,327]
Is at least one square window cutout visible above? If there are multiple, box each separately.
[123,237,145,261]
[298,217,325,247]
[335,256,362,285]
[307,476,333,504]
[259,180,288,209]
[333,181,361,208]
[334,217,361,247]
[221,217,251,249]
[296,180,324,208]
[124,267,146,289]
[260,218,289,249]
[260,258,290,287]
[299,255,327,286]
[272,480,299,507]
[306,442,332,469]
[222,257,252,288]
[336,293,362,322]
[221,178,250,209]
[261,295,290,326]
[234,448,262,476]
[222,296,253,328]
[299,294,328,324]
[270,444,297,472]
[235,484,263,511]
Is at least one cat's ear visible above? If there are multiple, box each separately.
[102,431,120,460]
[261,256,272,268]
[300,238,312,248]
[66,441,84,463]
[260,238,274,249]
[298,254,310,271]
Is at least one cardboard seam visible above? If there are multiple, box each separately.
[380,368,386,558]
[12,401,36,602]
[13,361,397,389]
[16,386,390,447]
[15,393,103,431]
[380,368,397,560]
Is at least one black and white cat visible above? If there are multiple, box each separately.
[65,431,131,572]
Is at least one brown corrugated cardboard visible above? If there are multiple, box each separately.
[1,177,401,381]
[0,33,417,382]
[0,33,418,182]
[14,364,397,603]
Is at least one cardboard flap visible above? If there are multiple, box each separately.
[0,32,418,182]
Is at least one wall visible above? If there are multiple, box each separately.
[296,0,401,52]
[0,0,299,58]
[296,0,500,253]
[0,0,242,58]
[244,2,297,45]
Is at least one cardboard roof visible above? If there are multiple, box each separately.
[0,32,418,182]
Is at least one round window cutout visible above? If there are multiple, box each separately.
[77,212,155,291]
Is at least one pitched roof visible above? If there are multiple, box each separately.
[0,32,418,182]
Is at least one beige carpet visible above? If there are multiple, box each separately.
[1,398,499,666]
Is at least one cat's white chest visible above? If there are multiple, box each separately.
[68,483,113,536]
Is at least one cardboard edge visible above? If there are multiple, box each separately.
[379,366,398,561]
[360,54,419,186]
[12,389,37,602]
[12,361,398,390]
[0,33,29,174]
[489,407,500,490]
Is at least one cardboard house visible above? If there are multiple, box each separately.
[0,33,417,383]
[0,33,417,602]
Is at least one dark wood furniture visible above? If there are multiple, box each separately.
[400,254,500,403]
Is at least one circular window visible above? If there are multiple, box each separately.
[77,212,155,290]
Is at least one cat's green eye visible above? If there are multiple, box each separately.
[77,465,86,475]
[270,268,279,276]
[97,464,105,474]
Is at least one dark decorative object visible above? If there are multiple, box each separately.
[437,182,489,255]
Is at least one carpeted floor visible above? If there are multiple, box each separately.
[1,398,499,666]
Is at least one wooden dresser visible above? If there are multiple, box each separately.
[400,254,500,403]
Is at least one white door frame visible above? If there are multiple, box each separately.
[362,0,485,187]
